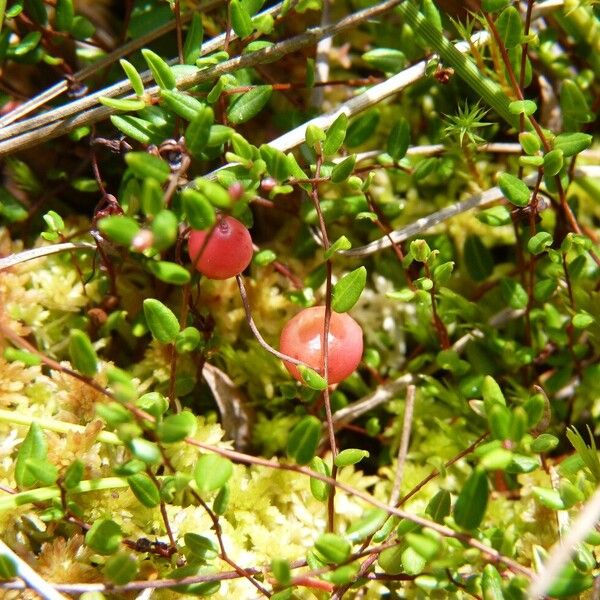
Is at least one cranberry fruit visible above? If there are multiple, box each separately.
[279,306,363,384]
[188,216,253,280]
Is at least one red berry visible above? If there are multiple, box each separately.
[279,306,363,384]
[188,216,253,280]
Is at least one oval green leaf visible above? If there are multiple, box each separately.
[332,266,367,313]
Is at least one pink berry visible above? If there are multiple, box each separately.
[188,216,253,280]
[279,306,363,384]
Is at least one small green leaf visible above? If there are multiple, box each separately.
[527,231,553,255]
[184,533,218,559]
[127,473,161,507]
[120,59,145,97]
[183,13,203,65]
[331,155,356,183]
[306,124,326,150]
[572,312,594,329]
[406,532,440,560]
[99,97,146,112]
[453,468,489,529]
[477,205,512,226]
[481,564,504,599]
[253,249,277,266]
[185,106,215,159]
[127,439,162,465]
[194,454,233,491]
[230,0,253,38]
[519,131,541,155]
[182,188,216,230]
[500,277,528,309]
[110,115,154,145]
[207,124,234,147]
[387,118,410,161]
[554,132,592,157]
[531,434,559,453]
[498,173,530,207]
[287,416,321,465]
[315,533,351,564]
[136,392,168,419]
[346,509,387,542]
[334,448,369,467]
[143,299,180,344]
[309,456,331,502]
[519,155,544,168]
[147,261,191,285]
[157,411,197,443]
[332,267,367,313]
[125,152,170,184]
[194,178,231,209]
[561,80,594,130]
[271,558,291,585]
[168,566,221,595]
[496,6,523,48]
[213,485,230,515]
[227,86,272,124]
[3,347,41,366]
[24,0,47,25]
[15,423,47,488]
[378,545,404,575]
[324,235,351,259]
[160,89,205,121]
[0,552,17,580]
[463,235,493,281]
[151,210,178,251]
[260,145,294,181]
[96,402,133,427]
[362,48,406,73]
[298,365,328,390]
[509,99,536,115]
[559,479,585,509]
[0,187,28,223]
[346,111,379,147]
[12,30,41,55]
[546,563,593,597]
[323,113,348,157]
[69,329,98,377]
[142,48,176,90]
[136,189,161,222]
[410,239,431,262]
[482,376,506,409]
[85,519,123,555]
[24,458,58,486]
[305,56,315,87]
[543,148,563,176]
[532,486,565,510]
[55,0,74,31]
[175,327,202,353]
[64,459,84,490]
[425,490,451,524]
[487,404,511,440]
[70,15,95,39]
[103,552,138,585]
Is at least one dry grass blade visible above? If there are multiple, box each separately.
[0,242,96,271]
